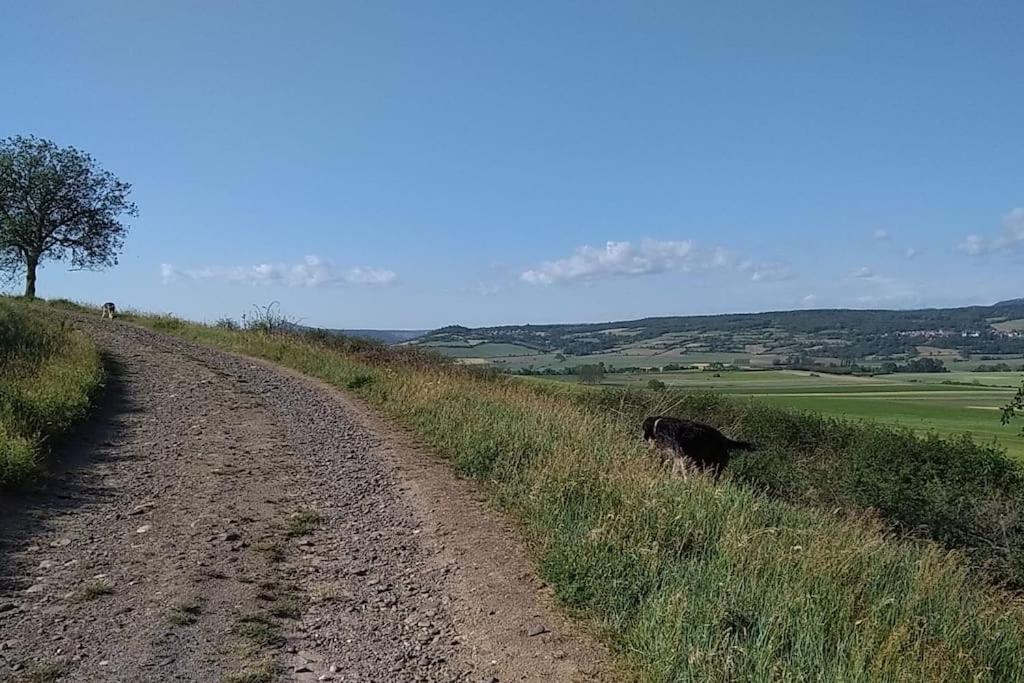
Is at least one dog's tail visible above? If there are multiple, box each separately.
[725,438,756,452]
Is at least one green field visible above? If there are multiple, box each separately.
[431,336,1024,457]
[947,356,1024,371]
[535,368,1024,458]
[431,339,1024,373]
[993,318,1024,333]
[429,341,543,358]
[438,345,751,370]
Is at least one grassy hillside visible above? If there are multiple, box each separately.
[123,310,1024,681]
[531,368,1024,459]
[0,298,104,488]
[292,325,428,344]
[575,386,1024,589]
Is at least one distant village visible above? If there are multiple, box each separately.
[885,328,1022,339]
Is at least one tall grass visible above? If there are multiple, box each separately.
[0,298,104,488]
[579,388,1024,589]
[127,313,1024,681]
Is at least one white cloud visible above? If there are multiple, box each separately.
[708,247,730,268]
[958,208,1024,255]
[852,289,921,306]
[521,239,704,285]
[904,247,919,259]
[344,267,398,286]
[802,294,819,307]
[521,239,793,286]
[737,260,793,283]
[959,235,986,255]
[847,267,900,290]
[160,255,396,288]
[872,228,890,241]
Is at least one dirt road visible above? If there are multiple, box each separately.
[0,319,611,682]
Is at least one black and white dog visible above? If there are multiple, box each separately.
[642,415,755,479]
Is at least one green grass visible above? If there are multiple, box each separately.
[168,599,203,626]
[255,541,285,563]
[70,579,114,603]
[760,394,1018,456]
[947,356,1024,371]
[0,297,104,488]
[582,386,1024,588]
[992,319,1024,333]
[432,341,542,357]
[268,597,302,619]
[21,663,63,683]
[223,659,277,683]
[125,312,1024,681]
[537,368,1024,459]
[285,509,321,537]
[233,614,281,647]
[427,343,751,371]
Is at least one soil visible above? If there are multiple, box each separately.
[0,317,614,682]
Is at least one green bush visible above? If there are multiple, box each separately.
[146,314,188,332]
[0,298,104,488]
[345,374,374,390]
[581,387,1024,587]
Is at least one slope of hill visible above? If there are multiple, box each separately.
[413,300,1024,364]
[337,328,428,344]
[293,326,428,344]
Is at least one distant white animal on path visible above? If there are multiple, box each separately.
[102,302,117,319]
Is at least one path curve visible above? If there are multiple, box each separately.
[0,317,613,682]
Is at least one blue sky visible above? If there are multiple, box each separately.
[2,2,1022,328]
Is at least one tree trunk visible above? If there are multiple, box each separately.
[24,257,37,299]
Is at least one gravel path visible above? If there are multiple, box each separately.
[0,318,612,682]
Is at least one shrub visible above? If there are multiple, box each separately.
[577,363,605,384]
[580,386,1024,588]
[345,374,374,390]
[0,298,103,488]
[146,314,188,333]
[242,302,295,334]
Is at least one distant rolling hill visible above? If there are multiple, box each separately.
[296,326,428,344]
[411,300,1024,368]
[340,329,428,344]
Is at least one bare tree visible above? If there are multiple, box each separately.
[0,136,137,298]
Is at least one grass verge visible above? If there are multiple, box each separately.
[120,312,1024,680]
[577,386,1024,589]
[0,297,104,489]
